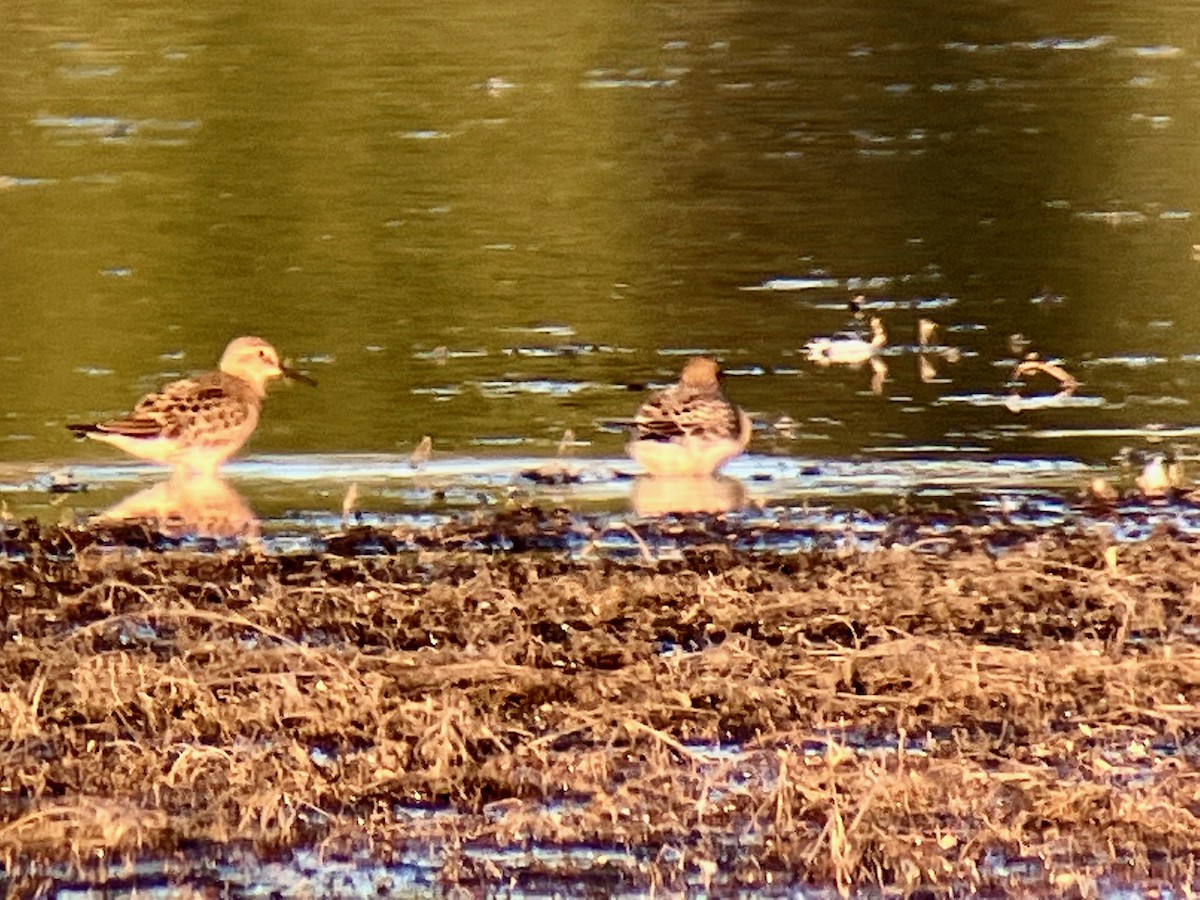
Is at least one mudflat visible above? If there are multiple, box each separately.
[1,509,1198,894]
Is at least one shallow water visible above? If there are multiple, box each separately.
[0,450,1102,530]
[2,0,1199,517]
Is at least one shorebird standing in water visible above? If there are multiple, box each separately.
[68,336,315,474]
[626,356,752,477]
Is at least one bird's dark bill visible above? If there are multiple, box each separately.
[282,366,318,387]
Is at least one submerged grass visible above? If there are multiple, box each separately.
[2,511,1200,893]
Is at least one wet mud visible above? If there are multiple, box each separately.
[2,509,1200,895]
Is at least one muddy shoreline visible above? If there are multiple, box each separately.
[2,510,1199,894]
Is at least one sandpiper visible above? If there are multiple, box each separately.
[626,357,751,477]
[68,336,314,473]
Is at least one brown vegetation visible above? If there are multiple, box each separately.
[2,511,1199,894]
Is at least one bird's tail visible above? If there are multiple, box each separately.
[66,423,99,437]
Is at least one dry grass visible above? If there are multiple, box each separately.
[2,514,1200,893]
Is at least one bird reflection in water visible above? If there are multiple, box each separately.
[916,319,962,386]
[631,474,746,517]
[93,472,259,540]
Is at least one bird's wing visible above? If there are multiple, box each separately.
[635,386,740,441]
[95,375,253,440]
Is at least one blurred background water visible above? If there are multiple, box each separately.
[2,0,1199,517]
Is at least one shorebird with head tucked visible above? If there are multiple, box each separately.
[626,357,752,477]
[805,316,887,365]
[68,336,315,474]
